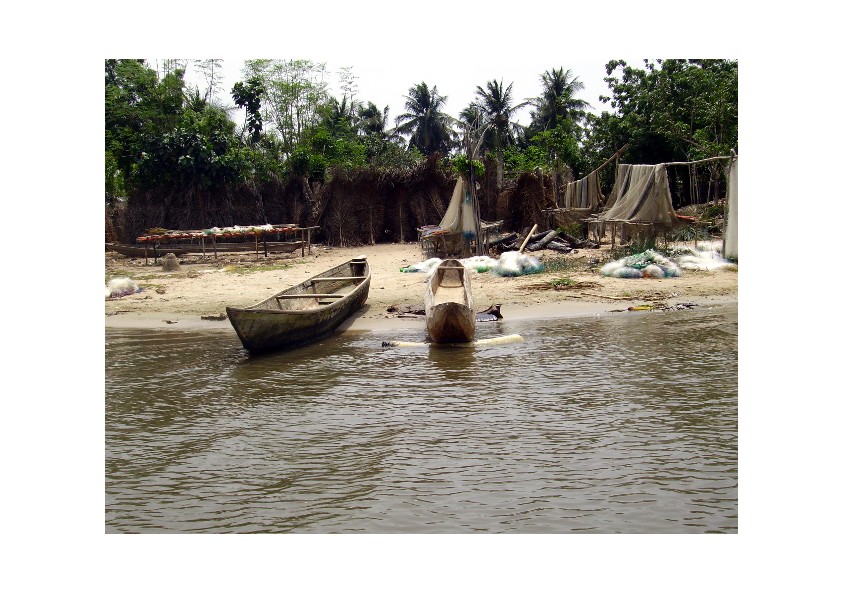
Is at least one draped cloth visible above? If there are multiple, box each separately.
[599,164,678,229]
[438,178,465,233]
[563,170,604,209]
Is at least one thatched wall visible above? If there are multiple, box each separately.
[496,170,561,232]
[112,157,567,245]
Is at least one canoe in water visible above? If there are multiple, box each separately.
[226,257,370,353]
[425,258,475,343]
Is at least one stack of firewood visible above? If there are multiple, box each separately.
[489,228,600,254]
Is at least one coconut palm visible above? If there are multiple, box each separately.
[394,82,456,155]
[528,67,590,135]
[472,79,528,154]
[318,96,358,136]
[357,101,388,135]
[459,102,484,130]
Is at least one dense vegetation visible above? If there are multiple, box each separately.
[105,58,737,245]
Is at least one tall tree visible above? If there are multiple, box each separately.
[473,79,527,153]
[589,59,738,201]
[394,82,456,156]
[193,58,225,104]
[105,59,184,186]
[528,67,590,136]
[241,59,330,157]
[357,101,392,137]
[232,75,265,143]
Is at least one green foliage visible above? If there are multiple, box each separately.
[395,82,455,155]
[105,151,125,202]
[557,223,584,239]
[451,153,484,178]
[232,76,265,143]
[527,68,590,138]
[472,79,527,154]
[504,118,581,173]
[241,59,330,156]
[593,59,737,163]
[134,105,246,189]
[504,144,548,171]
[550,277,578,288]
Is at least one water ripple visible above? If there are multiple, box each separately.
[106,304,737,533]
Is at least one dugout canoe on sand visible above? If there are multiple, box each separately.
[425,258,476,343]
[226,256,370,354]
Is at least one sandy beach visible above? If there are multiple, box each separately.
[104,241,737,332]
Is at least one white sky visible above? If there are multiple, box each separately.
[135,2,715,132]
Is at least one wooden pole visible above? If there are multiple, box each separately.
[663,155,733,166]
[518,224,538,253]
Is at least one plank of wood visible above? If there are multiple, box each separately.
[276,293,345,299]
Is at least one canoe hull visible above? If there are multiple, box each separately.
[425,259,475,343]
[226,258,370,353]
[426,301,476,343]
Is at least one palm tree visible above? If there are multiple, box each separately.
[473,79,528,154]
[528,67,590,135]
[394,82,456,155]
[358,101,402,141]
[318,96,358,137]
[459,102,484,130]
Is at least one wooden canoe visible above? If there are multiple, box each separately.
[425,258,475,343]
[106,241,302,257]
[226,257,370,353]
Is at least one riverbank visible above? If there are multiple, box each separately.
[104,241,738,331]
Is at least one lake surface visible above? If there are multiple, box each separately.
[105,303,737,533]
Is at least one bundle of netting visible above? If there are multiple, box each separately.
[668,242,737,271]
[492,251,544,277]
[463,255,499,273]
[400,258,442,273]
[105,277,141,298]
[600,250,682,279]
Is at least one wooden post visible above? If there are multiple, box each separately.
[518,224,538,253]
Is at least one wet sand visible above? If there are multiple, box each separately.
[105,242,738,332]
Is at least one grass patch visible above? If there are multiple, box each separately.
[557,223,585,239]
[542,256,582,274]
[551,277,578,288]
[105,271,167,283]
[522,276,602,291]
[224,262,293,275]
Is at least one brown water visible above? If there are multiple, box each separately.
[105,304,737,533]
